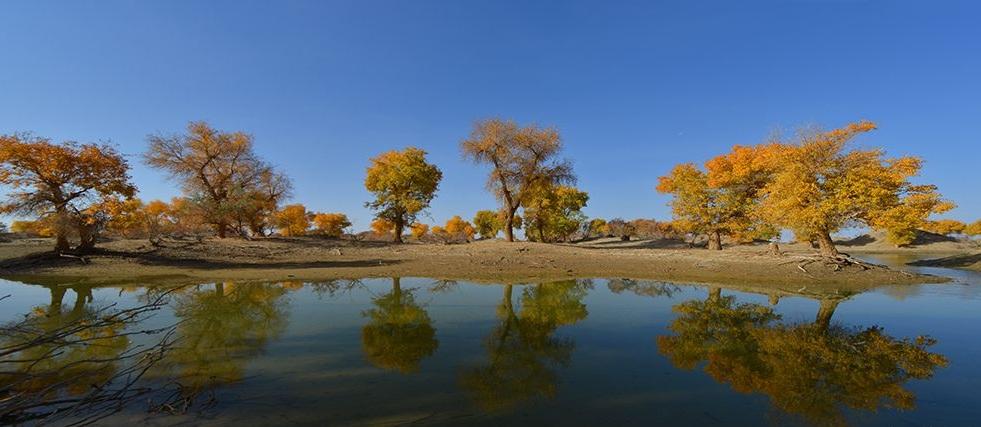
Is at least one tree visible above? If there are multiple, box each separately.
[758,121,953,256]
[657,144,778,250]
[473,210,501,239]
[587,218,608,238]
[444,215,476,242]
[364,147,442,244]
[371,218,396,239]
[166,197,210,239]
[461,118,575,242]
[606,218,635,241]
[144,121,292,238]
[922,219,966,236]
[0,221,6,234]
[523,185,589,242]
[273,204,310,237]
[0,134,136,252]
[410,222,429,239]
[965,220,981,237]
[312,212,351,238]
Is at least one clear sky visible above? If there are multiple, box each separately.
[1,0,978,231]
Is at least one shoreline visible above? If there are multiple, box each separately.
[0,237,958,296]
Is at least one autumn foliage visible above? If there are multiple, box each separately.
[312,213,351,238]
[273,204,311,237]
[364,147,442,243]
[0,134,136,252]
[144,121,292,238]
[462,118,575,242]
[757,121,952,255]
[658,121,955,256]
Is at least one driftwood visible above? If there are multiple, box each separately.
[58,253,90,264]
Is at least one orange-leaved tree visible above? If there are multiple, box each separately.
[444,216,476,242]
[656,144,779,250]
[758,121,953,256]
[371,218,396,240]
[312,213,351,238]
[364,147,442,243]
[410,222,429,239]
[0,134,136,252]
[273,204,311,237]
[461,118,575,242]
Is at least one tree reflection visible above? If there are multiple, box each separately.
[657,289,948,426]
[1,286,128,397]
[153,282,290,396]
[460,280,591,411]
[1,286,175,425]
[607,278,682,298]
[361,277,438,374]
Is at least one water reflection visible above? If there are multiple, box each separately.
[460,279,591,411]
[657,287,948,426]
[361,277,438,373]
[0,277,958,425]
[150,282,291,399]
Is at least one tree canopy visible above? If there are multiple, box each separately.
[461,118,575,242]
[0,134,136,252]
[144,121,292,238]
[364,147,442,243]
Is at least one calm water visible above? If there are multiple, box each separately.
[1,258,979,426]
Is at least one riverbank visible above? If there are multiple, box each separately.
[0,236,954,294]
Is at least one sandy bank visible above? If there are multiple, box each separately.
[0,237,951,296]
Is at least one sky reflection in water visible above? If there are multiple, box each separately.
[1,267,979,426]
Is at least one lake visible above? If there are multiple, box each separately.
[1,257,979,426]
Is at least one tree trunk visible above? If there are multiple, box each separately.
[216,221,227,238]
[707,286,722,302]
[815,299,840,331]
[707,230,722,250]
[55,234,71,253]
[77,223,97,253]
[816,231,839,257]
[393,219,404,244]
[49,286,67,315]
[503,210,516,242]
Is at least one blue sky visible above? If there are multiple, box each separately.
[1,0,978,231]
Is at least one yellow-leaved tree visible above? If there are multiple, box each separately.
[0,134,136,252]
[758,121,953,256]
[921,219,966,236]
[273,204,311,237]
[965,220,981,238]
[461,119,575,242]
[364,148,442,243]
[312,213,351,238]
[472,210,500,240]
